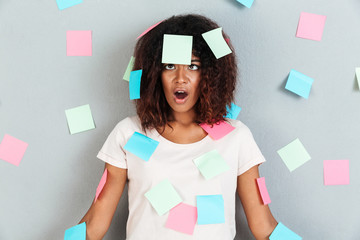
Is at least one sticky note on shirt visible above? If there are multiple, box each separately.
[129,69,142,100]
[236,0,255,8]
[356,68,360,89]
[269,222,302,240]
[145,179,182,216]
[137,20,163,40]
[64,222,86,240]
[124,132,159,161]
[65,104,96,134]
[162,34,193,65]
[56,0,82,10]
[323,160,349,185]
[95,169,108,202]
[296,12,326,41]
[66,31,92,56]
[202,28,232,59]
[277,138,311,172]
[123,56,135,81]
[0,134,28,166]
[200,121,235,140]
[197,195,225,225]
[193,150,229,180]
[225,103,241,120]
[285,69,314,99]
[256,177,271,205]
[165,203,197,235]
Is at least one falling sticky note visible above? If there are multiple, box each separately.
[56,0,83,10]
[202,27,232,59]
[0,134,28,166]
[197,195,225,225]
[296,12,326,41]
[256,177,271,205]
[124,132,159,161]
[200,121,235,140]
[285,69,314,99]
[165,203,197,235]
[193,150,229,180]
[162,34,193,65]
[277,138,311,172]
[129,69,142,100]
[65,104,96,134]
[225,103,241,119]
[95,169,108,202]
[323,160,350,185]
[236,0,255,8]
[145,179,182,216]
[137,20,163,40]
[356,68,360,89]
[123,56,135,81]
[269,222,302,240]
[64,222,86,240]
[66,30,92,56]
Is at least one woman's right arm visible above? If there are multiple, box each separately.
[80,163,127,240]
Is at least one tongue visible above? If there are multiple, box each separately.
[175,92,188,99]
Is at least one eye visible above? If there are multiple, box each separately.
[188,64,200,70]
[164,64,175,70]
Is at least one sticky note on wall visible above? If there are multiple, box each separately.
[123,56,135,81]
[64,222,86,240]
[0,134,28,166]
[193,150,230,180]
[356,68,360,89]
[256,177,271,205]
[66,31,92,56]
[269,222,302,240]
[56,0,83,10]
[197,194,225,225]
[236,0,255,8]
[202,27,232,59]
[277,138,311,172]
[65,104,96,134]
[323,160,349,185]
[285,69,314,99]
[129,69,142,100]
[162,34,193,65]
[165,203,197,235]
[296,12,326,41]
[124,132,159,161]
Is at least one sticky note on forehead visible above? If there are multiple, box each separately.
[202,27,232,59]
[162,34,193,65]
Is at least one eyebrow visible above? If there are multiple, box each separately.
[191,59,201,62]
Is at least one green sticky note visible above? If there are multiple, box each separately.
[123,56,135,81]
[193,150,230,180]
[145,179,182,216]
[356,68,360,89]
[65,104,95,134]
[277,138,311,172]
[161,34,193,65]
[202,27,232,59]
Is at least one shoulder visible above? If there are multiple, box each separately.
[112,115,143,136]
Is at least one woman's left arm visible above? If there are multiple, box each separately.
[237,165,278,240]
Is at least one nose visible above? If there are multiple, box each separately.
[174,66,188,84]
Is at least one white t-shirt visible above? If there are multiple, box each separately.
[97,116,265,240]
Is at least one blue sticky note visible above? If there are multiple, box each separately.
[225,103,242,119]
[56,0,83,10]
[269,222,302,240]
[236,0,255,8]
[129,70,142,100]
[197,195,225,225]
[64,222,86,240]
[285,70,314,99]
[124,132,159,161]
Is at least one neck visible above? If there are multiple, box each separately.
[169,109,196,126]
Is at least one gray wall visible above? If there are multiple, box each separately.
[1,0,359,239]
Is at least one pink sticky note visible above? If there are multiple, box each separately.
[67,30,92,56]
[0,134,28,166]
[136,20,163,40]
[200,121,235,140]
[95,169,108,202]
[324,160,349,185]
[165,203,197,235]
[296,12,326,41]
[225,38,230,44]
[256,177,271,205]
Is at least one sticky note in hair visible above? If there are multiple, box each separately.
[202,27,232,59]
[56,0,83,10]
[323,160,349,185]
[196,194,225,225]
[66,31,92,56]
[162,34,193,65]
[236,0,255,8]
[64,222,86,240]
[225,103,242,119]
[165,203,197,235]
[285,69,314,99]
[123,56,135,81]
[137,20,163,40]
[65,104,96,134]
[256,177,271,205]
[124,132,159,161]
[0,134,28,166]
[129,69,142,100]
[95,169,108,202]
[277,138,311,172]
[296,12,326,41]
[200,121,235,140]
[269,222,302,240]
[193,150,230,180]
[356,68,360,89]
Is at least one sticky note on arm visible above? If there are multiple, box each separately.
[123,132,159,161]
[95,169,108,202]
[256,177,271,205]
[285,69,314,99]
[64,222,86,240]
[202,27,232,59]
[269,222,302,240]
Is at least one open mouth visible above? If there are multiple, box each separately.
[174,90,188,99]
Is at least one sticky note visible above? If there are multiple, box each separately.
[197,195,225,225]
[202,28,232,59]
[324,160,349,185]
[66,30,92,56]
[296,12,326,41]
[356,68,360,89]
[123,56,135,81]
[0,134,28,166]
[162,34,193,65]
[236,0,255,8]
[124,132,159,161]
[95,169,108,202]
[225,103,241,119]
[165,203,197,235]
[193,150,229,180]
[256,177,271,205]
[285,69,314,99]
[137,20,163,40]
[277,138,311,172]
[145,179,182,216]
[56,0,82,10]
[269,222,302,240]
[129,69,142,100]
[200,121,235,140]
[65,104,96,134]
[64,222,86,240]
